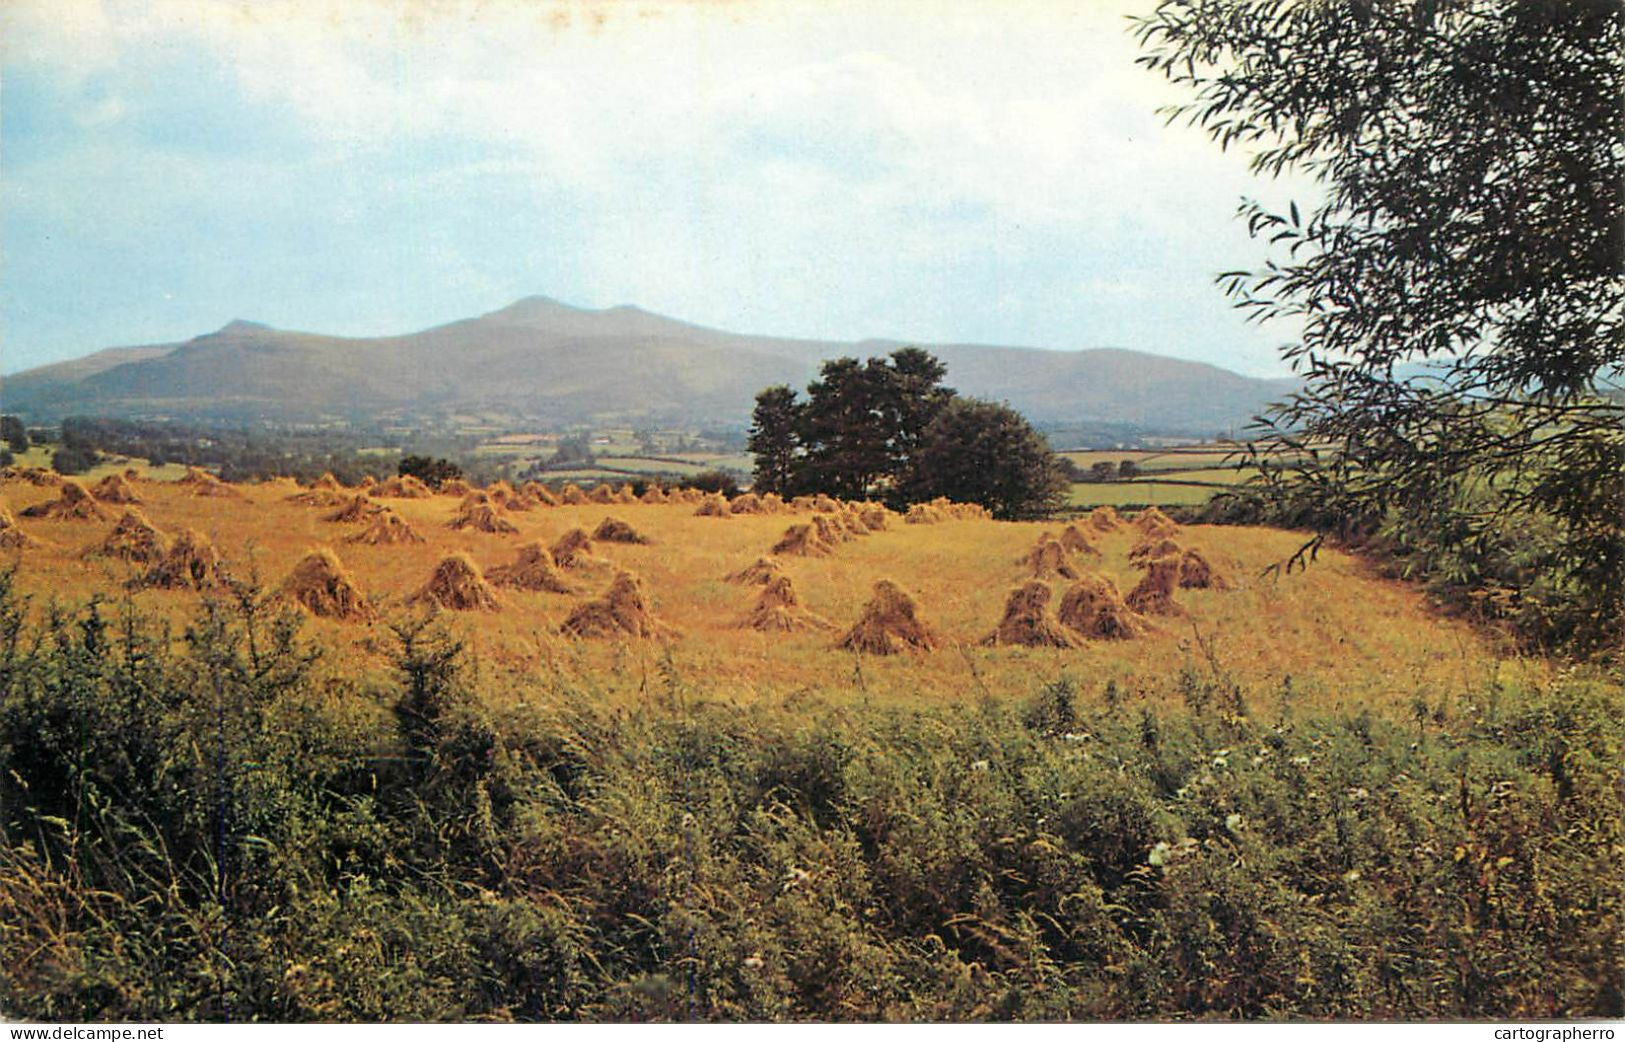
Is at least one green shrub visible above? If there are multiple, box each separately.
[0,575,1619,1020]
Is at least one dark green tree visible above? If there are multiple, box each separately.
[50,446,98,475]
[1137,0,1625,649]
[0,416,28,453]
[747,385,802,495]
[795,358,895,498]
[547,435,594,468]
[881,346,955,476]
[682,469,742,496]
[899,398,1070,520]
[794,350,956,499]
[398,454,463,490]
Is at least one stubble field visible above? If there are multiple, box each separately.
[1,468,1530,720]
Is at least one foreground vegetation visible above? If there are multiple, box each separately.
[1,578,1618,1022]
[1138,0,1624,658]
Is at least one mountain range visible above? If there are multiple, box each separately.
[0,296,1295,435]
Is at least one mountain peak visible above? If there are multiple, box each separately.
[480,295,582,325]
[210,319,273,337]
[3,297,1293,435]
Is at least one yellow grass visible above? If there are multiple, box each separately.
[0,471,1535,717]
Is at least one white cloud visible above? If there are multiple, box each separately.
[2,0,1319,374]
[10,0,1287,221]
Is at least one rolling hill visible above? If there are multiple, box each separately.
[0,296,1295,433]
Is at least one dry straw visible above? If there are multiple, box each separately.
[324,494,385,523]
[1087,506,1122,533]
[857,503,891,530]
[376,475,433,498]
[983,581,1080,648]
[137,528,226,591]
[1022,536,1079,581]
[1130,537,1184,565]
[1125,556,1184,616]
[280,548,377,622]
[93,509,169,564]
[741,574,831,632]
[487,541,577,593]
[286,476,347,507]
[904,497,990,524]
[1057,574,1146,640]
[1058,524,1099,556]
[811,514,851,546]
[411,553,501,611]
[21,479,108,521]
[0,500,41,549]
[839,508,871,536]
[771,522,833,557]
[694,493,731,517]
[1134,506,1180,538]
[592,516,651,544]
[550,528,603,569]
[524,481,561,506]
[561,569,676,639]
[725,556,785,585]
[836,579,941,655]
[9,467,63,487]
[1177,548,1230,590]
[346,510,426,545]
[92,473,142,504]
[449,495,519,534]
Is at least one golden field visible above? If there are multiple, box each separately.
[0,471,1533,716]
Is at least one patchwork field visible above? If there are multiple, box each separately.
[0,468,1529,718]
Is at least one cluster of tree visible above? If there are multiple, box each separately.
[397,455,465,490]
[544,435,595,469]
[0,416,29,454]
[749,348,1068,519]
[1138,0,1623,651]
[1076,460,1141,482]
[38,417,497,486]
[49,446,101,475]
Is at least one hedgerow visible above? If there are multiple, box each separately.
[1,574,1618,1021]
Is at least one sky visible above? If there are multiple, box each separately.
[0,0,1313,378]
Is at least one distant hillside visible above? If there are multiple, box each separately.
[0,296,1295,434]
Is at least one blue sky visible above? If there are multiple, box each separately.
[0,0,1311,377]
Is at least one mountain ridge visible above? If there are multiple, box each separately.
[0,297,1295,434]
